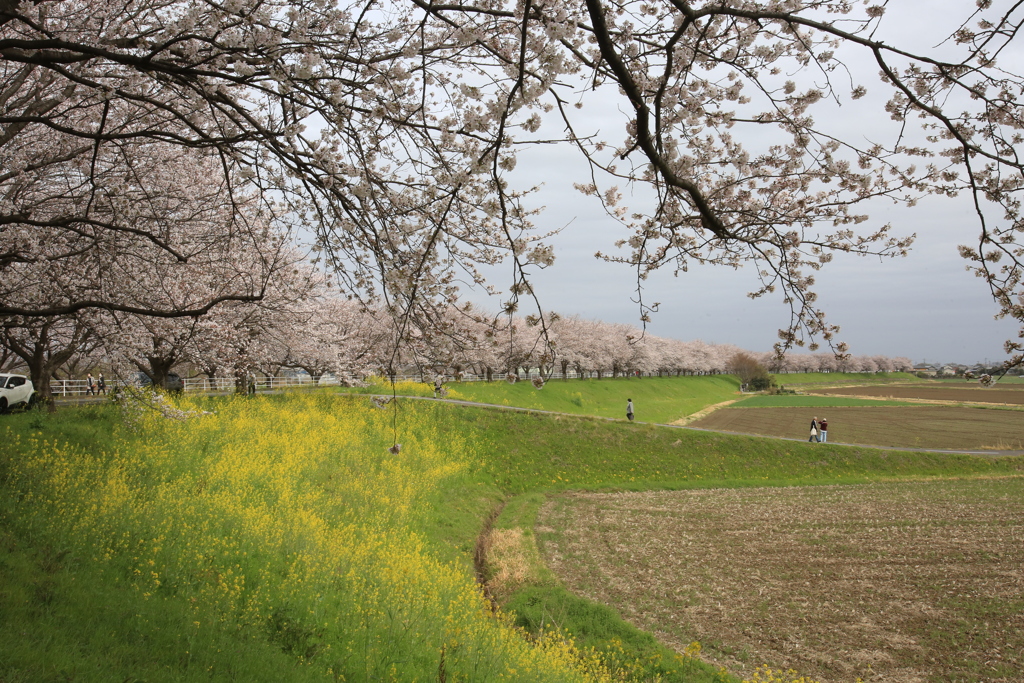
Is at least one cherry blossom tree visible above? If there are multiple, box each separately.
[892,356,914,372]
[0,311,93,397]
[655,335,696,374]
[0,122,284,319]
[1,0,544,326]
[452,308,506,381]
[548,315,590,378]
[489,317,534,380]
[5,0,1024,367]
[274,296,384,384]
[603,323,647,377]
[0,129,296,355]
[871,355,894,373]
[0,344,16,372]
[82,154,304,387]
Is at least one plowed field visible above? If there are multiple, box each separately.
[537,478,1024,683]
[808,384,1024,405]
[689,406,1024,450]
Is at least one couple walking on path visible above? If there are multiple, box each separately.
[85,373,106,396]
[809,416,828,442]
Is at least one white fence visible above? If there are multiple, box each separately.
[45,369,654,396]
[47,374,340,397]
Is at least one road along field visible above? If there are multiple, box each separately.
[805,384,1024,405]
[536,478,1024,683]
[689,405,1024,451]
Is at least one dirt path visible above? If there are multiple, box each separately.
[668,399,739,425]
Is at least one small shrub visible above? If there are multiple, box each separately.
[747,373,775,392]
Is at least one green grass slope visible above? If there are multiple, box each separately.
[0,405,319,683]
[3,395,1022,683]
[457,405,1022,494]
[772,371,917,386]
[367,374,742,424]
[733,395,916,408]
[357,372,922,423]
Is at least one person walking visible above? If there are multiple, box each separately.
[819,417,828,443]
[809,416,820,442]
[626,398,635,421]
[97,373,107,396]
[86,373,96,396]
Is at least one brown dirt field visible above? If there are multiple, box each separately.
[537,479,1024,683]
[808,385,1024,405]
[689,406,1024,451]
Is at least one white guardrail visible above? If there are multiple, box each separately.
[48,375,340,397]
[45,369,646,396]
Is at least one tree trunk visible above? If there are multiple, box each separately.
[143,356,177,390]
[2,318,91,404]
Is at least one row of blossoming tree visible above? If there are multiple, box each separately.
[0,273,914,394]
[3,0,1024,382]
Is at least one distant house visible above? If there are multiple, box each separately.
[913,364,938,376]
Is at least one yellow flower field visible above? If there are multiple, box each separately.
[4,393,615,682]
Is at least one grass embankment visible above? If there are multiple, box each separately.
[0,397,619,683]
[772,371,916,386]
[362,374,743,424]
[358,373,924,423]
[732,395,916,408]
[3,387,1022,682]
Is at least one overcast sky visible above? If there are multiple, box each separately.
[467,152,1018,365]
[462,1,1021,366]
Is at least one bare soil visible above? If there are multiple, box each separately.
[689,406,1024,451]
[536,479,1024,683]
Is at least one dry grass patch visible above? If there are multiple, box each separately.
[537,478,1024,683]
[481,527,533,601]
[670,399,739,425]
